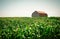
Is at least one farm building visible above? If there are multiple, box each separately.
[32,11,48,17]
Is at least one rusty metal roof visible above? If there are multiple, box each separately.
[36,11,45,13]
[35,11,48,16]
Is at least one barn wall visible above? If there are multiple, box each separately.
[32,12,40,17]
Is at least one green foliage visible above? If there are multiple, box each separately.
[0,17,60,39]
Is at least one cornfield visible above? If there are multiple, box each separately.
[0,17,60,39]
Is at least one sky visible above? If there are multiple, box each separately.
[0,0,60,17]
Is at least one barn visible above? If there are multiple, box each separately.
[32,11,48,17]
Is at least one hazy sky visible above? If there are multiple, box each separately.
[0,0,60,17]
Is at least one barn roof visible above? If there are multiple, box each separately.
[36,11,45,13]
[35,11,48,16]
